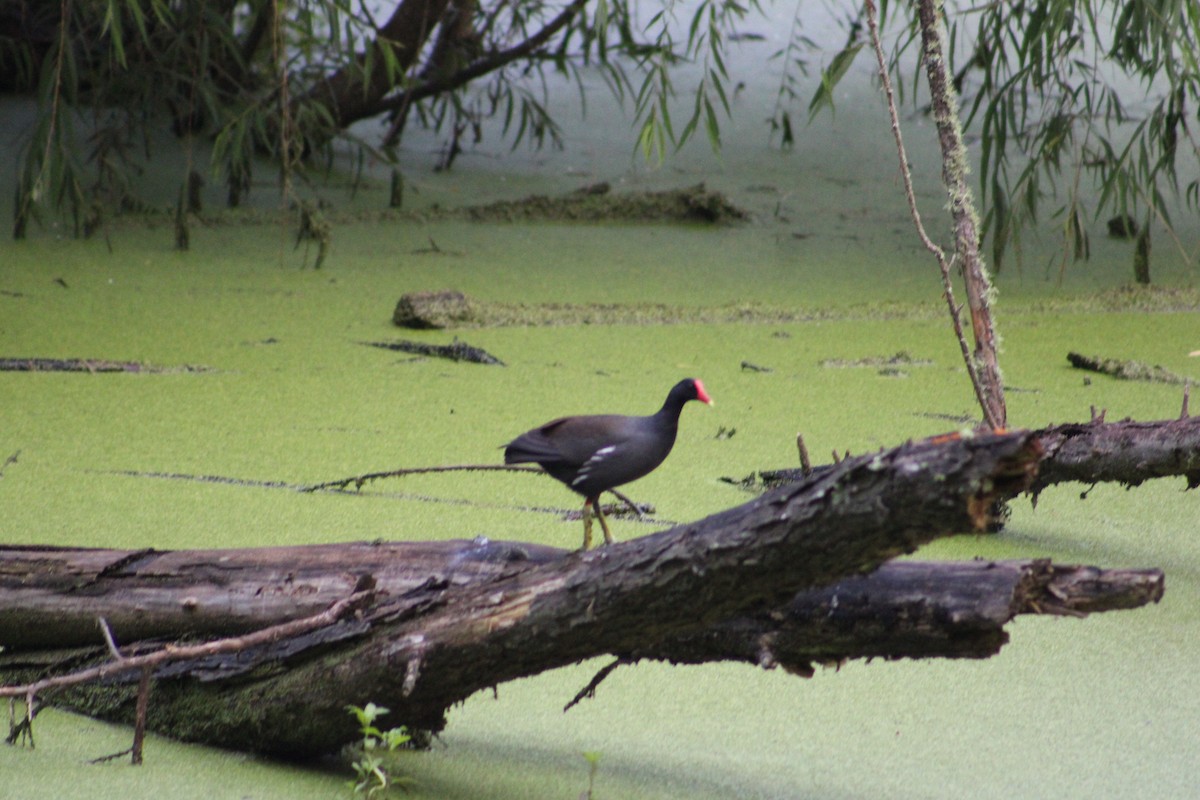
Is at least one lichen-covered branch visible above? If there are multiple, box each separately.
[865,0,999,429]
[912,0,1007,428]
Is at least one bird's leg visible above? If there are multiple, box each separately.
[595,502,615,545]
[580,500,594,552]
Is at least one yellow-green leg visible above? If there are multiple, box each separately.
[581,499,617,551]
[580,501,594,551]
[595,503,615,545]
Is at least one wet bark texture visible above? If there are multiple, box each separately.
[751,417,1200,495]
[915,0,1006,428]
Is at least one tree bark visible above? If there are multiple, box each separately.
[915,0,1007,428]
[751,416,1200,494]
[299,0,453,131]
[635,559,1162,676]
[0,545,1161,663]
[0,427,1168,757]
[1030,415,1200,494]
[2,553,1160,740]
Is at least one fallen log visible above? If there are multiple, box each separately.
[0,544,1160,660]
[0,429,1163,757]
[1,553,1161,748]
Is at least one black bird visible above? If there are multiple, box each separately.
[504,378,713,550]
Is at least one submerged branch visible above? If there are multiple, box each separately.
[359,338,505,365]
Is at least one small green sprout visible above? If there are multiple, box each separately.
[346,704,414,799]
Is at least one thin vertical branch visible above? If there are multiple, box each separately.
[271,0,294,204]
[37,0,71,190]
[131,667,152,764]
[864,0,1003,430]
[271,0,295,265]
[912,0,1006,429]
[796,433,812,476]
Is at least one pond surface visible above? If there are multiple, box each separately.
[2,30,1199,799]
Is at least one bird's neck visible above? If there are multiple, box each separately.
[653,400,686,427]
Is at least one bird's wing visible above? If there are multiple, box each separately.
[504,415,634,467]
[503,417,577,464]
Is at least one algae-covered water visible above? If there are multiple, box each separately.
[3,43,1200,800]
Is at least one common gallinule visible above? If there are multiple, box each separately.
[504,378,713,550]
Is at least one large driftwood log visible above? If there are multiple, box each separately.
[0,428,1167,757]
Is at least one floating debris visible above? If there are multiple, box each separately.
[0,358,210,373]
[361,339,505,366]
[740,361,773,373]
[458,183,748,224]
[818,350,934,369]
[1067,352,1191,385]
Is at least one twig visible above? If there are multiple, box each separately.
[302,464,541,492]
[796,434,812,476]
[0,449,19,479]
[608,488,647,519]
[5,696,34,747]
[306,463,651,520]
[132,667,151,764]
[1182,382,1191,420]
[564,657,628,712]
[98,617,124,660]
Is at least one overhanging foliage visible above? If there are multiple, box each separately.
[4,0,1197,276]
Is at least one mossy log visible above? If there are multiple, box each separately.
[0,430,1165,757]
[1067,352,1190,385]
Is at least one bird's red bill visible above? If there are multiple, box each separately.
[694,379,713,405]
